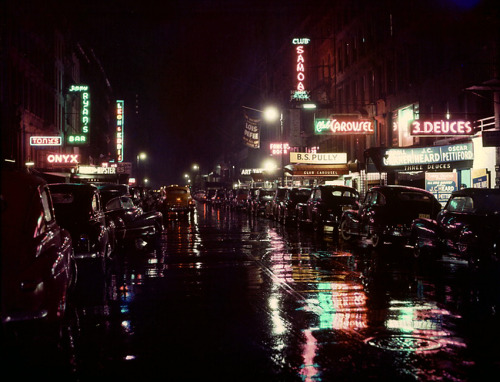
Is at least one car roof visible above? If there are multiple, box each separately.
[451,188,500,197]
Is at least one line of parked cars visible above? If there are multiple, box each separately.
[202,183,500,269]
[1,167,163,333]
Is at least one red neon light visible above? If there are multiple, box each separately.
[410,120,473,136]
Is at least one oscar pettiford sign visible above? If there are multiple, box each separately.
[290,152,347,164]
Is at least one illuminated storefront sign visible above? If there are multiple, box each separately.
[425,172,458,206]
[67,84,90,145]
[270,142,290,155]
[30,136,62,146]
[290,152,347,164]
[383,143,473,171]
[116,100,124,162]
[410,120,473,136]
[315,118,374,135]
[46,154,80,164]
[78,165,117,175]
[291,38,310,101]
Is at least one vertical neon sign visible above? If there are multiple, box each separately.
[116,100,124,162]
[67,84,90,144]
[291,38,310,101]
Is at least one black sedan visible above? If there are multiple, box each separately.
[296,185,359,232]
[339,185,442,248]
[277,187,311,225]
[104,195,163,248]
[50,183,113,271]
[410,188,500,266]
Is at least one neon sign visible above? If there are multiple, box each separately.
[410,120,473,136]
[314,118,374,135]
[47,154,80,164]
[270,142,290,155]
[30,136,62,146]
[116,100,124,162]
[292,38,310,101]
[67,84,90,145]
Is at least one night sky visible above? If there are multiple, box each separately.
[37,0,314,187]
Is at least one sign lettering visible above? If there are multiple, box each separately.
[315,118,374,135]
[410,120,473,136]
[30,136,62,146]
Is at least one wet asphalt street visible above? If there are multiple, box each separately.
[4,202,500,381]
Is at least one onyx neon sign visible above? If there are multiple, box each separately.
[410,120,474,136]
[47,154,80,164]
[67,85,90,144]
[116,100,124,162]
[291,38,310,101]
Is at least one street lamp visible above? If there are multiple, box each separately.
[136,152,147,186]
[263,106,284,186]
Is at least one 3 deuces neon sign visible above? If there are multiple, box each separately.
[67,85,90,144]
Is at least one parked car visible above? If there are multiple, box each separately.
[410,188,500,266]
[105,195,163,247]
[249,188,275,216]
[161,185,195,217]
[210,188,226,207]
[96,183,131,206]
[1,167,75,327]
[49,183,113,271]
[231,188,249,210]
[339,185,441,248]
[192,189,207,203]
[264,187,288,220]
[276,187,311,225]
[245,188,259,213]
[296,185,359,232]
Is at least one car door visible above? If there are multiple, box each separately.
[437,195,474,249]
[359,191,381,235]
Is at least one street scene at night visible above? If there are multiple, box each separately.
[2,0,500,381]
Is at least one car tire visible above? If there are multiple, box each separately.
[339,219,352,241]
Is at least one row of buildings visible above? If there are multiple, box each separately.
[211,0,499,203]
[1,3,130,184]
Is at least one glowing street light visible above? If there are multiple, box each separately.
[263,106,284,186]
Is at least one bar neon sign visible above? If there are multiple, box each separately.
[67,84,90,144]
[410,120,473,136]
[270,142,290,155]
[30,136,62,146]
[116,100,124,162]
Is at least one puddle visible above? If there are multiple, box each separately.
[365,334,442,352]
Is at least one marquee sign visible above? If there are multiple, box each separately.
[78,165,117,175]
[410,119,474,136]
[30,136,62,146]
[315,118,375,135]
[116,100,124,162]
[290,152,347,164]
[382,143,473,171]
[291,38,310,101]
[67,84,90,145]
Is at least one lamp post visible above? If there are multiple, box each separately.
[136,152,147,186]
[264,106,284,186]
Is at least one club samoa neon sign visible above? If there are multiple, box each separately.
[291,38,310,101]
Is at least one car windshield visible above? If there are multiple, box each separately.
[448,193,500,214]
[51,191,91,222]
[291,189,311,202]
[167,189,188,195]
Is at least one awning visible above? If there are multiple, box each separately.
[284,164,349,177]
